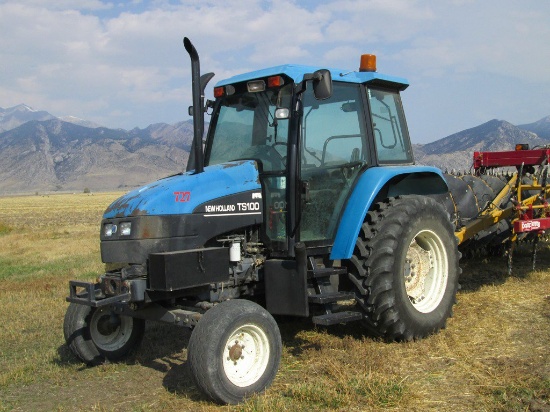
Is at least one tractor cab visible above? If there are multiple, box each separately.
[200,59,414,256]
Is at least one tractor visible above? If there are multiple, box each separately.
[66,37,549,404]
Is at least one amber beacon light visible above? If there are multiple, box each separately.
[359,54,377,72]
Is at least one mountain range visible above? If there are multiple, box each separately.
[0,105,192,194]
[414,117,550,172]
[1,104,549,194]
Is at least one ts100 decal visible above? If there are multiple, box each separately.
[204,202,261,214]
[203,192,263,216]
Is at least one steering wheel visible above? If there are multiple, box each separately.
[321,160,365,182]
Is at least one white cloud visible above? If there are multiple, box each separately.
[13,0,113,11]
[0,0,549,139]
[323,45,362,67]
[398,2,550,82]
[323,0,435,44]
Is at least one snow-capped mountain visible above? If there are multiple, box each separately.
[0,104,56,132]
[59,116,102,129]
[0,104,106,132]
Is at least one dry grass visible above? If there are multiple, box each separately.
[0,193,549,411]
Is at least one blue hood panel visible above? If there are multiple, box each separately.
[103,161,261,218]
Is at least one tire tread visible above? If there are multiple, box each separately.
[346,195,460,341]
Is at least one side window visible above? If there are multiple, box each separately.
[368,88,412,163]
[301,83,366,168]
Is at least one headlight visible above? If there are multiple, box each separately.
[119,222,132,236]
[104,223,117,237]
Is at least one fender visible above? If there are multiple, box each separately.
[330,166,448,260]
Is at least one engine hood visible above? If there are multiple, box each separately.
[103,160,261,219]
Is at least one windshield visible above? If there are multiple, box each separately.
[207,84,292,172]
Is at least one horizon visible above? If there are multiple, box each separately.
[1,101,547,145]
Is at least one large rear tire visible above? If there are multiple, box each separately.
[63,303,145,365]
[187,299,282,404]
[345,195,460,341]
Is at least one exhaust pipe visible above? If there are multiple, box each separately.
[183,37,205,174]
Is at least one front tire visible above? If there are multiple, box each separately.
[187,299,282,404]
[63,303,145,365]
[346,195,460,341]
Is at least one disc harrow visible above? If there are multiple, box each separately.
[432,146,550,272]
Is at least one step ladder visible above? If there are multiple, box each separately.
[307,258,363,326]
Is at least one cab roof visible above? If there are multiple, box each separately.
[215,64,409,91]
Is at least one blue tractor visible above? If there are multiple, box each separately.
[64,38,459,404]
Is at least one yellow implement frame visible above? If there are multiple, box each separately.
[455,173,550,245]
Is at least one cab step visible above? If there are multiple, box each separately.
[307,266,347,279]
[312,311,363,326]
[308,291,356,304]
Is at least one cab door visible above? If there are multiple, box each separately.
[298,82,370,245]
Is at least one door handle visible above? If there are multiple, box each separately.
[302,181,310,204]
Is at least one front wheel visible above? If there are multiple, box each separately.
[63,303,145,365]
[346,195,460,341]
[187,299,282,404]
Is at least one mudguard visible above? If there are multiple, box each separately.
[330,166,448,260]
[103,161,261,218]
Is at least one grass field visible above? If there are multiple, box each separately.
[0,192,549,411]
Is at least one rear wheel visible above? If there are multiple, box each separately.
[187,299,282,404]
[63,303,145,365]
[345,195,460,341]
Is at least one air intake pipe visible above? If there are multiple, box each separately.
[183,37,212,174]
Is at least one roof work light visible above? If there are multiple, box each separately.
[359,54,376,72]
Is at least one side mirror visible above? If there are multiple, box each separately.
[312,69,332,100]
[189,100,215,116]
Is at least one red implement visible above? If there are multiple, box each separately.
[473,148,550,169]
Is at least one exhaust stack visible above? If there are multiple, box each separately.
[183,37,205,174]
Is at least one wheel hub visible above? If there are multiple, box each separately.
[228,340,244,363]
[405,239,433,304]
[222,325,270,388]
[96,315,118,336]
[90,307,134,351]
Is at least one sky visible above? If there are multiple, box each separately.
[1,0,549,143]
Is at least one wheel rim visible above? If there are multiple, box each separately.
[89,307,134,352]
[222,323,270,388]
[404,229,449,313]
